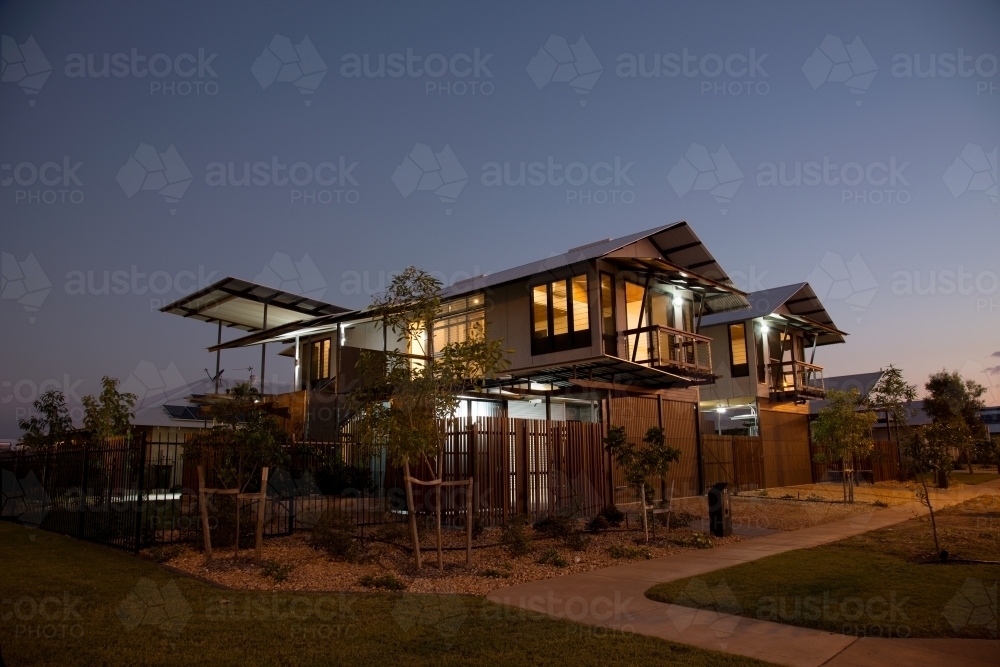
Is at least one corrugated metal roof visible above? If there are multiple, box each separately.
[700,282,846,345]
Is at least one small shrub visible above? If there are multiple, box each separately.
[311,509,363,561]
[471,516,485,540]
[607,545,651,560]
[781,493,795,500]
[669,511,696,528]
[806,493,825,502]
[872,499,889,508]
[500,516,532,557]
[537,548,568,567]
[374,518,408,545]
[146,545,181,563]
[480,568,510,579]
[757,490,769,498]
[261,560,294,582]
[358,573,406,591]
[587,514,611,533]
[563,530,591,551]
[534,513,574,539]
[600,505,625,527]
[669,532,713,549]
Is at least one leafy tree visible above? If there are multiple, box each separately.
[18,390,74,452]
[923,370,988,476]
[866,364,917,451]
[604,425,681,542]
[902,422,963,555]
[186,382,290,494]
[82,376,136,441]
[811,389,878,503]
[350,267,510,569]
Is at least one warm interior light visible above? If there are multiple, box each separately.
[716,407,726,413]
[673,297,683,307]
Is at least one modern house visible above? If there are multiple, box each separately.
[160,221,849,501]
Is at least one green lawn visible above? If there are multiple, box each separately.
[647,495,1000,639]
[0,523,772,667]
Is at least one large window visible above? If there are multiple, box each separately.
[728,323,749,377]
[531,275,591,355]
[433,295,485,354]
[600,273,616,355]
[311,339,331,381]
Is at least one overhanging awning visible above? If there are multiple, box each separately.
[160,277,352,332]
[480,355,714,391]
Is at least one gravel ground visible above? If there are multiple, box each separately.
[156,525,743,596]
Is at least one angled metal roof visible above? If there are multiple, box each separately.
[439,221,749,314]
[160,277,351,332]
[700,282,847,345]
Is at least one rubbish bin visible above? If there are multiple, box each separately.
[707,482,732,537]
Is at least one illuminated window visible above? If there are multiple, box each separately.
[311,339,330,380]
[433,297,486,354]
[728,323,749,377]
[530,275,591,355]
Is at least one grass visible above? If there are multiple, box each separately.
[646,495,1000,639]
[0,523,773,667]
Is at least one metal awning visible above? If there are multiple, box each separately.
[160,277,352,332]
[480,355,715,391]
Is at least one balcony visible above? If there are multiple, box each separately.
[620,325,714,380]
[769,360,825,400]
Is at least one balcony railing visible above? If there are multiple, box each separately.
[769,360,825,398]
[620,325,713,378]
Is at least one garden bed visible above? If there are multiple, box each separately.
[153,522,744,597]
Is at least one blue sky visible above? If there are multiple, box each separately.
[1,0,998,436]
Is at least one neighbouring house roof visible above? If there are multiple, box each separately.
[132,377,226,428]
[808,371,886,413]
[159,277,352,332]
[699,282,847,345]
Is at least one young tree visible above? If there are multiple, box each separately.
[350,267,510,569]
[18,390,74,452]
[186,382,290,493]
[82,376,137,441]
[903,423,961,555]
[604,425,681,543]
[923,370,988,478]
[811,389,878,503]
[866,364,917,451]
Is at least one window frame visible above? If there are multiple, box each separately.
[728,322,749,378]
[530,274,592,355]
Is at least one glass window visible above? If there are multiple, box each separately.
[311,339,330,380]
[624,281,645,329]
[433,308,485,352]
[552,280,569,336]
[755,322,766,383]
[571,275,589,332]
[600,274,614,334]
[532,285,549,338]
[729,323,749,377]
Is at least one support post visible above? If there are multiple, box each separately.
[436,453,443,571]
[466,479,474,566]
[215,320,222,394]
[133,434,147,554]
[198,465,213,563]
[255,467,269,564]
[260,301,269,395]
[403,461,422,569]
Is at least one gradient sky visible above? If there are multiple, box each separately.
[2,0,998,438]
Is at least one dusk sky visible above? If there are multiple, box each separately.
[2,0,998,438]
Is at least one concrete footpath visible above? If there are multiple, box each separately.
[487,481,1000,667]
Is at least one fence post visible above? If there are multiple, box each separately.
[78,442,90,538]
[133,433,148,554]
[469,421,478,522]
